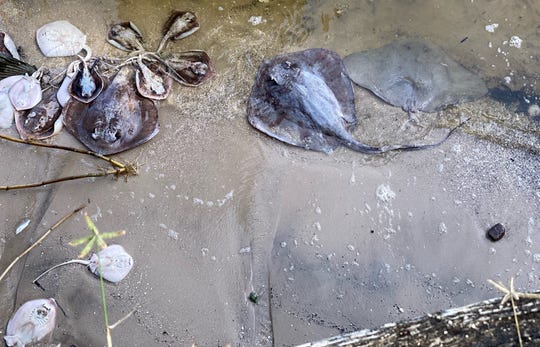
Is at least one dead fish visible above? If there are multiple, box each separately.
[162,50,214,86]
[36,20,88,57]
[107,21,145,52]
[0,91,15,128]
[69,58,104,103]
[135,55,173,100]
[343,39,487,113]
[0,32,20,59]
[8,73,42,111]
[63,65,159,155]
[15,91,63,140]
[33,244,134,284]
[247,49,454,154]
[157,10,199,53]
[4,298,57,347]
[0,54,37,80]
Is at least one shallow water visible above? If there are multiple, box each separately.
[0,1,539,346]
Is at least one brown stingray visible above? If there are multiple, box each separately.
[63,65,159,155]
[15,91,62,140]
[162,50,214,86]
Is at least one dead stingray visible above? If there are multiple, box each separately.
[343,39,487,113]
[63,65,159,155]
[247,48,453,154]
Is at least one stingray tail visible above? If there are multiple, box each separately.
[345,120,465,154]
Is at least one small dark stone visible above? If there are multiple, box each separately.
[248,291,259,304]
[487,223,505,241]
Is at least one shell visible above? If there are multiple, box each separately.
[0,91,15,128]
[0,32,20,59]
[15,91,63,140]
[107,22,144,52]
[36,20,87,57]
[4,298,57,347]
[69,59,104,103]
[88,244,134,283]
[63,65,159,155]
[157,10,199,52]
[163,50,214,86]
[135,56,173,100]
[8,74,42,111]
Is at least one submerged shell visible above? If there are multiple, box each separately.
[69,60,104,103]
[4,298,57,347]
[36,20,87,57]
[15,91,62,140]
[107,22,144,51]
[157,11,199,52]
[8,74,42,111]
[88,244,134,283]
[0,91,15,128]
[0,32,20,59]
[136,57,173,100]
[343,39,487,113]
[63,65,159,155]
[164,50,214,86]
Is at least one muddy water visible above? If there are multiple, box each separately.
[0,0,539,346]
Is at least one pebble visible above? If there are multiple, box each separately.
[487,223,506,241]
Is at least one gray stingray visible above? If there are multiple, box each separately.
[247,48,455,154]
[343,39,487,113]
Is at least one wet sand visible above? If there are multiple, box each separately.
[0,1,539,346]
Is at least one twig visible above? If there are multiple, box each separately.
[0,133,125,168]
[0,205,85,282]
[109,309,135,330]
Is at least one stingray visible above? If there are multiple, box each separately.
[247,48,455,154]
[343,39,487,113]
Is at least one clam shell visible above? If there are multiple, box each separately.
[63,65,159,155]
[8,74,42,111]
[0,91,15,129]
[69,60,104,103]
[88,244,134,283]
[0,32,20,59]
[4,298,57,347]
[164,50,214,86]
[136,58,173,100]
[36,20,87,57]
[15,91,62,140]
[107,22,144,52]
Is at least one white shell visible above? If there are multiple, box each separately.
[4,298,57,347]
[0,92,15,128]
[2,32,20,59]
[36,20,87,57]
[0,75,23,93]
[88,244,134,283]
[8,75,42,111]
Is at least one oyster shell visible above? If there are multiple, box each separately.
[63,65,159,155]
[0,32,20,59]
[4,298,57,347]
[8,74,42,111]
[163,50,214,86]
[135,55,173,100]
[157,10,199,53]
[15,91,63,140]
[36,20,88,57]
[107,21,145,51]
[69,59,104,103]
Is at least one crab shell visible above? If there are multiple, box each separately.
[63,65,159,155]
[88,244,134,283]
[4,298,57,347]
[136,59,173,100]
[8,74,42,111]
[0,32,20,59]
[15,91,63,140]
[36,20,87,57]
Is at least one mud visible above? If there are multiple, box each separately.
[0,1,539,346]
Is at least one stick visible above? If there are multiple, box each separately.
[0,205,86,282]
